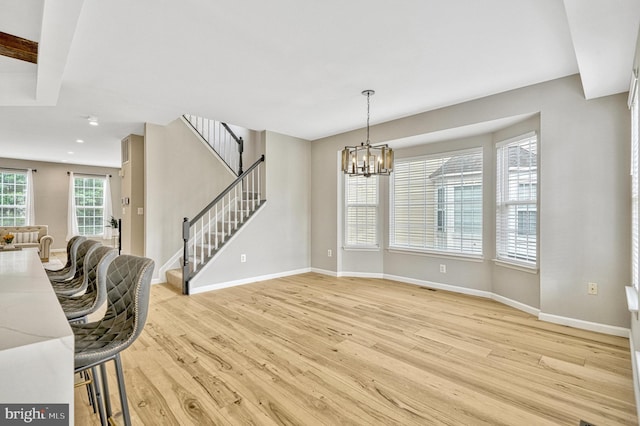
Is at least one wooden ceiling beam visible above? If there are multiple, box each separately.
[0,31,38,64]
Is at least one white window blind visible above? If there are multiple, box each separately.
[344,175,378,248]
[631,79,639,290]
[496,132,538,266]
[390,148,483,255]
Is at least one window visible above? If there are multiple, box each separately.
[390,148,483,256]
[496,132,538,266]
[74,176,105,236]
[344,175,379,248]
[0,170,27,226]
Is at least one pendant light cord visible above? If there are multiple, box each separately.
[366,92,371,145]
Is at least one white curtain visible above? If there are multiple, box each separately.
[66,172,79,241]
[103,175,113,239]
[26,169,35,225]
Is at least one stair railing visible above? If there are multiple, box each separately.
[184,114,244,176]
[182,155,265,294]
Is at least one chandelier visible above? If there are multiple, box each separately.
[341,90,393,177]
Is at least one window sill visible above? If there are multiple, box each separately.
[626,286,639,313]
[493,259,538,274]
[387,247,484,262]
[343,246,380,252]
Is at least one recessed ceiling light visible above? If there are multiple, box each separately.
[76,139,84,143]
[67,151,74,155]
[87,116,99,126]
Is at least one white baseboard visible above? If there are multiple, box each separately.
[338,271,384,279]
[185,266,629,338]
[383,273,493,299]
[492,293,540,317]
[190,267,312,295]
[359,272,627,337]
[538,312,629,337]
[310,268,338,277]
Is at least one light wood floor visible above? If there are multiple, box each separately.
[75,273,638,425]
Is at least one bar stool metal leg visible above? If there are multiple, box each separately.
[91,366,108,426]
[114,354,132,426]
[84,371,97,413]
[99,363,113,420]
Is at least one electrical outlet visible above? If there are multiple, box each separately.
[440,264,446,273]
[327,249,332,257]
[588,282,598,295]
[240,254,246,263]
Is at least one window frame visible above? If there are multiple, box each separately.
[389,147,483,257]
[495,131,539,269]
[74,175,107,237]
[0,169,28,226]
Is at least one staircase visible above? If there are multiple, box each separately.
[164,115,265,294]
[167,155,265,294]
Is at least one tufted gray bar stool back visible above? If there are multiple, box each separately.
[45,235,86,281]
[57,246,117,322]
[50,239,100,296]
[72,254,155,426]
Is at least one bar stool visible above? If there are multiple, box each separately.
[72,255,155,426]
[51,240,100,296]
[46,236,86,281]
[57,246,117,322]
[59,245,116,418]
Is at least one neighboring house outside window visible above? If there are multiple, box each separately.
[390,148,483,256]
[74,176,105,236]
[344,174,379,248]
[0,170,28,226]
[496,132,538,266]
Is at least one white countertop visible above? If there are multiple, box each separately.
[0,249,74,422]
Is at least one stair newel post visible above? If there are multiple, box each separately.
[182,217,190,295]
[257,162,262,206]
[237,136,244,175]
[117,218,122,255]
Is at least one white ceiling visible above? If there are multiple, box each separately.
[0,0,638,168]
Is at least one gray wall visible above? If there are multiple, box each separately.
[311,74,630,328]
[0,158,121,250]
[144,117,240,280]
[190,131,311,288]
